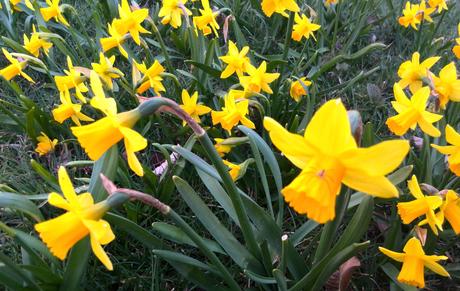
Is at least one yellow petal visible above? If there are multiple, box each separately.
[379,246,405,262]
[90,234,113,270]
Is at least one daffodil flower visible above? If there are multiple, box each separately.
[100,23,129,58]
[72,72,147,176]
[432,62,460,109]
[397,175,443,234]
[264,99,409,223]
[179,89,211,125]
[134,60,166,94]
[193,0,220,36]
[379,237,449,288]
[432,125,460,176]
[40,0,69,27]
[214,138,233,157]
[386,84,442,137]
[35,132,57,156]
[398,2,423,30]
[114,0,149,45]
[261,0,300,17]
[290,77,311,102]
[0,48,34,83]
[438,191,460,234]
[23,25,53,57]
[324,0,339,6]
[223,160,241,181]
[428,0,448,12]
[54,56,88,103]
[397,52,439,94]
[239,61,280,94]
[453,23,460,59]
[91,52,123,90]
[291,13,321,42]
[419,0,435,23]
[219,40,251,79]
[158,0,192,29]
[52,87,94,126]
[212,92,255,133]
[9,0,34,11]
[35,167,115,270]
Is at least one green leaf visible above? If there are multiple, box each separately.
[0,192,44,222]
[30,159,59,191]
[185,60,221,78]
[172,145,222,181]
[0,252,41,290]
[152,250,218,274]
[244,269,277,284]
[381,263,417,291]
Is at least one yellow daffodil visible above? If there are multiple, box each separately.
[72,72,147,176]
[432,62,460,109]
[114,0,149,45]
[23,25,53,57]
[158,0,191,29]
[214,138,233,157]
[212,92,255,133]
[291,13,321,42]
[9,0,34,11]
[419,0,435,22]
[91,53,123,90]
[397,52,439,94]
[386,84,442,137]
[428,0,448,12]
[438,191,460,234]
[324,0,339,6]
[223,160,241,181]
[193,0,219,36]
[0,48,34,83]
[52,88,93,126]
[134,60,166,94]
[290,77,311,102]
[100,22,129,58]
[432,125,460,176]
[35,167,115,270]
[379,237,449,288]
[264,99,409,223]
[239,61,280,94]
[219,40,251,79]
[398,2,422,30]
[179,89,211,125]
[397,175,443,234]
[54,56,88,103]
[261,0,300,17]
[40,0,69,27]
[35,132,57,156]
[453,23,460,59]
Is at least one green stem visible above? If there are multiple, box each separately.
[148,20,175,75]
[331,1,342,54]
[416,17,425,52]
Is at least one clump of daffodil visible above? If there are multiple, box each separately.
[239,61,280,94]
[40,0,69,27]
[91,53,123,90]
[179,89,211,125]
[23,25,53,57]
[212,92,255,133]
[265,99,409,223]
[100,23,129,58]
[158,0,191,29]
[35,167,115,270]
[0,48,34,83]
[432,62,460,109]
[399,2,424,30]
[52,88,93,126]
[397,52,439,94]
[290,77,311,102]
[432,125,460,176]
[379,237,449,288]
[134,60,166,94]
[214,138,233,157]
[453,23,460,59]
[55,56,88,103]
[113,0,149,45]
[35,132,58,156]
[72,72,147,176]
[193,0,220,36]
[397,175,443,235]
[291,13,321,42]
[261,0,300,17]
[219,40,251,79]
[223,160,241,181]
[428,0,448,12]
[386,84,442,137]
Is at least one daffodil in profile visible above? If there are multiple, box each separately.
[264,99,409,223]
[239,61,280,94]
[428,0,448,12]
[35,132,57,156]
[35,167,115,270]
[379,237,449,288]
[453,23,460,59]
[223,160,241,181]
[219,41,251,79]
[386,84,442,137]
[114,0,149,45]
[397,175,443,234]
[54,56,88,103]
[52,88,93,126]
[432,125,460,176]
[40,0,69,26]
[23,25,53,57]
[397,52,439,94]
[179,89,211,125]
[214,138,233,157]
[290,77,311,102]
[100,22,129,58]
[9,0,34,11]
[193,0,220,36]
[0,48,34,83]
[135,60,166,94]
[291,13,321,42]
[158,0,191,29]
[438,191,460,234]
[212,92,255,133]
[71,72,147,176]
[261,0,300,17]
[432,62,460,109]
[91,53,123,90]
[324,0,339,6]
